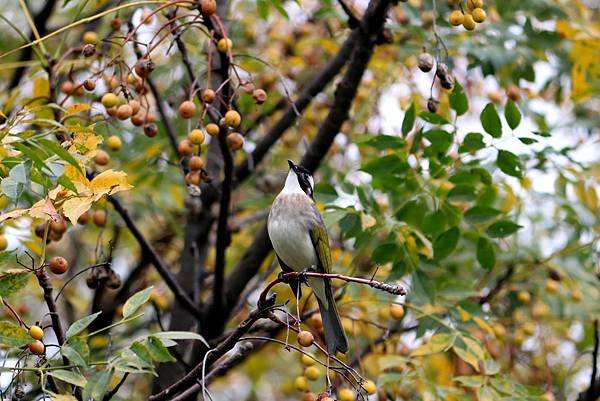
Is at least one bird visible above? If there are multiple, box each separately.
[267,160,348,354]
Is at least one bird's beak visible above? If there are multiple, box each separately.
[287,160,295,170]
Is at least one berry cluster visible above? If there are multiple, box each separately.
[417,52,455,113]
[448,0,487,31]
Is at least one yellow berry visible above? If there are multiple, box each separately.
[472,8,487,23]
[571,289,583,302]
[224,110,241,128]
[101,93,119,108]
[361,380,377,395]
[0,235,7,251]
[106,135,122,151]
[301,353,316,366]
[449,10,464,26]
[83,31,99,45]
[467,0,483,10]
[179,101,196,119]
[338,388,356,401]
[294,376,308,391]
[545,279,558,294]
[206,123,220,136]
[390,304,405,319]
[28,325,44,340]
[188,129,205,145]
[463,13,476,30]
[517,291,531,303]
[304,366,320,381]
[217,38,233,53]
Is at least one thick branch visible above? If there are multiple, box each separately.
[108,195,201,319]
[579,319,600,401]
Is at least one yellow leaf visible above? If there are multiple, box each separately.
[453,346,480,372]
[458,306,471,322]
[89,170,133,199]
[62,197,94,225]
[461,336,486,362]
[0,208,28,223]
[51,394,78,401]
[411,333,455,357]
[473,316,494,336]
[65,103,91,116]
[69,130,102,156]
[33,77,49,98]
[28,198,60,222]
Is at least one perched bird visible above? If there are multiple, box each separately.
[267,160,348,354]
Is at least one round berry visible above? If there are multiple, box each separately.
[252,89,268,104]
[107,135,122,151]
[201,0,217,15]
[0,235,7,251]
[188,129,205,145]
[93,210,107,227]
[77,211,90,225]
[472,8,486,23]
[188,155,205,171]
[94,150,110,166]
[28,340,45,355]
[338,388,356,401]
[134,59,154,78]
[179,101,197,119]
[185,171,202,186]
[144,123,158,137]
[361,380,377,395]
[206,123,220,136]
[294,376,308,391]
[49,256,69,274]
[201,89,216,104]
[83,31,99,45]
[116,104,133,120]
[304,366,320,381]
[418,52,434,73]
[217,38,233,53]
[101,93,119,108]
[390,304,405,319]
[61,81,75,95]
[226,132,244,150]
[129,99,141,115]
[28,325,44,340]
[110,17,122,30]
[83,79,96,91]
[178,139,194,156]
[463,13,476,30]
[449,10,464,26]
[297,330,314,347]
[224,110,241,127]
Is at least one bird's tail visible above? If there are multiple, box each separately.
[316,280,348,354]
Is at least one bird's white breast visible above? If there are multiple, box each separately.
[267,194,318,271]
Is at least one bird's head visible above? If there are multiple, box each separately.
[283,160,314,199]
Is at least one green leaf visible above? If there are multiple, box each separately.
[419,111,449,125]
[65,311,101,339]
[82,369,113,401]
[480,103,502,138]
[486,220,522,238]
[0,272,30,298]
[372,243,400,264]
[459,132,486,153]
[61,344,87,367]
[123,287,153,319]
[411,333,455,356]
[496,150,524,178]
[424,129,453,154]
[358,134,406,150]
[464,206,502,223]
[434,227,460,260]
[151,331,208,347]
[147,336,176,362]
[0,321,30,347]
[476,237,496,270]
[518,137,537,145]
[130,341,153,367]
[37,138,82,173]
[449,82,469,116]
[402,103,416,136]
[447,185,477,201]
[47,369,87,388]
[504,100,521,130]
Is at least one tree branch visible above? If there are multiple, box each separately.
[107,195,201,319]
[579,319,600,401]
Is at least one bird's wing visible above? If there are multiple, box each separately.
[309,210,332,274]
